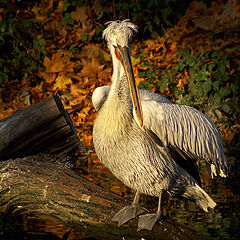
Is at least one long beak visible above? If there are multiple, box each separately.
[116,43,143,127]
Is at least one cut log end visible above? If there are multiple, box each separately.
[0,95,84,161]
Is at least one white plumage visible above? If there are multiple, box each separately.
[92,20,228,231]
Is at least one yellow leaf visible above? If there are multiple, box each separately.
[77,106,91,123]
[82,133,93,146]
[53,73,72,90]
[131,56,140,66]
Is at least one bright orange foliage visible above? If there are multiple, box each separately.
[0,0,239,148]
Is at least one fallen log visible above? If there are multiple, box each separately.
[0,95,83,161]
[0,154,212,240]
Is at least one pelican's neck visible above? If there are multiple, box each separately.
[95,47,133,135]
[107,47,131,107]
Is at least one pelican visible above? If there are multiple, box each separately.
[92,20,228,231]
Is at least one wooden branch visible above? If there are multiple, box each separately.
[0,96,83,161]
[0,154,211,240]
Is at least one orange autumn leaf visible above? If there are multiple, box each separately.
[70,84,89,97]
[52,73,72,90]
[156,42,167,55]
[133,67,144,85]
[177,79,187,89]
[177,71,189,89]
[81,44,111,64]
[75,23,96,41]
[31,0,53,21]
[44,52,75,73]
[79,57,105,78]
[77,106,91,123]
[38,71,57,83]
[82,132,93,146]
[71,6,89,23]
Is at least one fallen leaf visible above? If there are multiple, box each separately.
[79,57,105,78]
[52,73,72,90]
[75,22,96,41]
[44,51,75,73]
[77,106,91,123]
[131,56,140,66]
[176,71,189,89]
[31,0,53,21]
[81,44,111,64]
[192,15,218,31]
[71,6,89,23]
[39,71,57,83]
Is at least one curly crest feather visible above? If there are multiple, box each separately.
[103,20,138,47]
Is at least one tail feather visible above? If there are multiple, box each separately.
[194,184,216,212]
[185,184,216,212]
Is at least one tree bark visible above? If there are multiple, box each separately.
[0,95,83,161]
[0,154,212,240]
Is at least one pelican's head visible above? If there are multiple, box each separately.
[102,20,143,127]
[103,20,138,50]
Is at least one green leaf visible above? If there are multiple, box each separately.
[158,74,168,92]
[62,13,74,25]
[222,74,230,82]
[180,94,193,105]
[212,81,220,92]
[178,59,185,71]
[202,80,212,97]
[0,21,6,32]
[154,16,160,25]
[211,50,221,58]
[231,84,239,95]
[184,56,194,66]
[219,87,231,98]
[218,60,226,74]
[62,0,70,12]
[197,70,209,81]
[190,82,204,97]
[2,72,8,82]
[81,34,89,42]
[208,62,216,72]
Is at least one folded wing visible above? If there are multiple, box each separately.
[141,95,228,178]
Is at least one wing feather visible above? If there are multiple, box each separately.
[141,93,228,178]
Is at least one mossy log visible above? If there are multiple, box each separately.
[0,154,212,240]
[0,95,82,161]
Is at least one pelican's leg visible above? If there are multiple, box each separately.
[138,191,163,231]
[112,191,147,225]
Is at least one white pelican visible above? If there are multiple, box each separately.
[92,20,228,231]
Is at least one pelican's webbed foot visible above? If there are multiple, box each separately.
[138,191,163,231]
[137,212,162,231]
[112,204,147,225]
